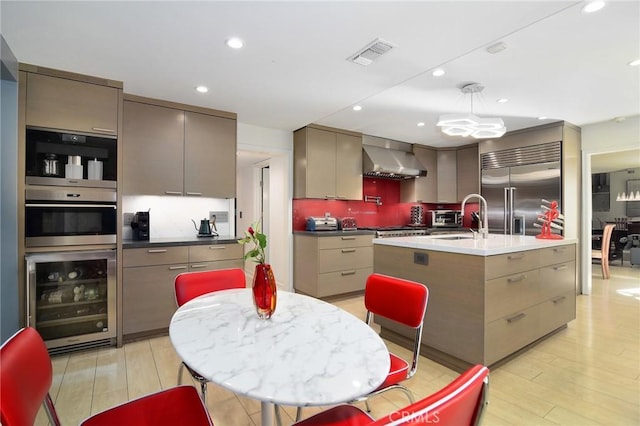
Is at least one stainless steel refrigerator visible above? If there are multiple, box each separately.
[481,142,562,236]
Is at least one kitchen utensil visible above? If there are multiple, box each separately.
[42,153,61,177]
[410,205,424,225]
[88,158,103,180]
[192,218,216,236]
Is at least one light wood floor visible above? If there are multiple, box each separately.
[36,264,639,425]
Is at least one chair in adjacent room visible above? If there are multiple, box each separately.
[174,267,246,402]
[293,364,490,426]
[360,273,429,411]
[592,223,615,279]
[0,327,213,426]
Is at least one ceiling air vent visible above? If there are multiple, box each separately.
[347,38,396,66]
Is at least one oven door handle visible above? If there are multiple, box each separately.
[25,204,116,209]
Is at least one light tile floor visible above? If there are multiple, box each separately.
[36,264,639,425]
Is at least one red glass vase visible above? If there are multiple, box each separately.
[253,263,277,319]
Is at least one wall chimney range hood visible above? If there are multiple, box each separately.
[362,144,427,179]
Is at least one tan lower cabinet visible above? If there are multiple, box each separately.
[294,234,373,298]
[122,243,242,338]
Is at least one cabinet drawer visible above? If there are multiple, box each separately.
[123,246,188,267]
[485,250,539,280]
[189,244,243,263]
[318,235,373,250]
[539,261,575,299]
[538,291,576,336]
[316,267,372,298]
[538,245,575,267]
[188,259,244,272]
[123,264,187,335]
[485,303,541,365]
[485,270,540,323]
[319,246,373,273]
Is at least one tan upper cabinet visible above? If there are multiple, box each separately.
[456,144,479,200]
[123,100,184,196]
[437,149,457,203]
[401,145,437,203]
[184,111,236,198]
[294,126,362,200]
[123,96,237,197]
[25,72,119,135]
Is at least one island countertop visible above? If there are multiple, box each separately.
[373,233,577,256]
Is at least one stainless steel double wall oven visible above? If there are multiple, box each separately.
[25,127,118,352]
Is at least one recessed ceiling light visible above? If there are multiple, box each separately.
[195,86,208,93]
[432,69,445,77]
[226,37,244,49]
[538,116,548,120]
[582,0,605,13]
[628,59,640,67]
[353,105,362,111]
[486,42,507,54]
[417,122,425,127]
[497,98,509,103]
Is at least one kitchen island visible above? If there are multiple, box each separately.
[373,233,577,371]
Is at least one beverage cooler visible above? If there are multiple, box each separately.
[26,250,116,352]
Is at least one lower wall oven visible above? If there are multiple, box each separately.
[26,249,116,353]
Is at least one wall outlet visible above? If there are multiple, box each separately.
[123,212,134,226]
[210,211,228,223]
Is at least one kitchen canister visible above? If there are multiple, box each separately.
[88,158,103,180]
[65,155,83,179]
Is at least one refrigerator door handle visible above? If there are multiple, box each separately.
[504,187,509,234]
[508,187,516,235]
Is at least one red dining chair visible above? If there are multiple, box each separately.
[174,268,246,402]
[360,273,429,411]
[0,327,213,426]
[293,364,490,426]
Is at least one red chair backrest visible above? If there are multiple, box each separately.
[175,268,246,306]
[365,273,428,328]
[371,364,489,426]
[1,327,54,426]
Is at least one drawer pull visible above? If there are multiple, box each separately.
[553,247,567,252]
[91,127,116,134]
[164,191,182,195]
[507,254,525,260]
[507,274,526,283]
[552,296,567,304]
[208,246,225,250]
[168,266,188,271]
[553,265,568,271]
[190,264,208,269]
[147,249,167,253]
[341,270,357,276]
[186,192,202,196]
[341,237,357,241]
[341,249,356,253]
[506,313,526,323]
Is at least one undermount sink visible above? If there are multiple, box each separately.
[433,235,473,240]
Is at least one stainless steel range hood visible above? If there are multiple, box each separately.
[362,136,427,179]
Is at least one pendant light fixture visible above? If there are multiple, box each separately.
[437,83,507,139]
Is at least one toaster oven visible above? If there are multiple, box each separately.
[431,210,462,228]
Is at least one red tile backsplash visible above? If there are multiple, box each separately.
[293,178,479,231]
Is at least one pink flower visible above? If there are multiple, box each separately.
[248,227,255,236]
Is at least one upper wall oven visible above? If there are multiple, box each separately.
[25,128,117,188]
[25,187,116,247]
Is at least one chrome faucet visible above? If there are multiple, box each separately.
[461,193,489,239]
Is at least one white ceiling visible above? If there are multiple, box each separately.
[2,1,639,154]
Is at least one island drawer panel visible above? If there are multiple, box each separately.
[485,250,540,280]
[189,244,243,263]
[316,267,372,297]
[538,245,575,267]
[318,235,373,250]
[539,261,576,297]
[319,247,373,273]
[485,270,540,323]
[537,291,575,336]
[485,303,541,365]
[123,246,189,268]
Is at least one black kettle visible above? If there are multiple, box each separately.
[192,218,214,236]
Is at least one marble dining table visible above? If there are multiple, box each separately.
[169,288,390,426]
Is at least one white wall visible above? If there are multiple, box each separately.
[581,115,640,294]
[237,123,293,291]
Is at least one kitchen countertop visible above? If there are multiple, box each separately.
[373,233,577,256]
[123,235,240,249]
[293,230,376,237]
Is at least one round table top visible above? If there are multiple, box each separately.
[169,288,390,407]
